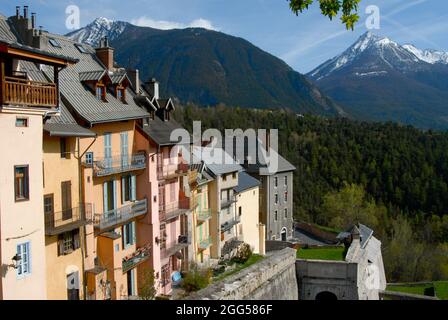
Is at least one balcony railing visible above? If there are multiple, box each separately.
[161,235,190,259]
[2,76,57,108]
[159,199,191,221]
[94,199,147,231]
[122,243,152,273]
[45,203,92,236]
[90,152,146,177]
[221,217,241,232]
[197,208,212,223]
[198,236,212,250]
[157,162,189,180]
[221,198,237,209]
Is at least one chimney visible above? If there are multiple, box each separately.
[126,69,140,94]
[23,6,29,19]
[95,36,114,70]
[145,78,159,99]
[31,13,36,29]
[16,6,20,18]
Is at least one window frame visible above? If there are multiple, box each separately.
[14,165,29,202]
[44,194,54,215]
[16,241,31,278]
[15,117,28,127]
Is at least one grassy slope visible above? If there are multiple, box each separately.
[296,247,346,261]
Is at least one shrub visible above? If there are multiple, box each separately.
[232,243,253,264]
[181,263,212,293]
[138,268,156,300]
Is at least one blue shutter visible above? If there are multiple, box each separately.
[113,180,117,210]
[103,182,108,213]
[16,244,22,275]
[26,242,31,274]
[131,175,137,201]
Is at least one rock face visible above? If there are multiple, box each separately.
[185,248,298,300]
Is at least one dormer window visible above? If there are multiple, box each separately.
[165,110,170,121]
[96,84,106,101]
[49,38,61,48]
[75,43,87,54]
[116,86,126,103]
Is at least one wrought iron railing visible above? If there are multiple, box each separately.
[159,198,190,221]
[221,217,241,232]
[198,236,212,250]
[157,162,189,180]
[45,203,92,235]
[221,198,237,209]
[160,234,190,259]
[94,199,147,231]
[197,208,212,222]
[90,152,146,177]
[122,243,152,273]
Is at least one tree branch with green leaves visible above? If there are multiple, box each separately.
[289,0,361,30]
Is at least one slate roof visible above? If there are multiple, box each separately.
[0,15,18,43]
[234,171,260,193]
[37,32,149,124]
[192,146,243,176]
[79,70,107,82]
[140,116,188,146]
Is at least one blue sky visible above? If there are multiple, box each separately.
[1,0,447,73]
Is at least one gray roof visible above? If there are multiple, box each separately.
[38,32,149,124]
[79,70,106,82]
[359,224,374,249]
[244,144,296,175]
[0,15,18,43]
[234,171,260,193]
[140,116,188,146]
[192,146,243,176]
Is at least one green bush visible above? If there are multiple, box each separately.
[232,243,253,264]
[181,263,212,293]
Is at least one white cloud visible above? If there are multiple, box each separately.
[130,16,218,31]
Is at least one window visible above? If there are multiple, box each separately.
[274,193,278,205]
[284,192,288,202]
[49,38,61,48]
[170,183,175,202]
[222,174,227,182]
[85,152,94,165]
[15,165,29,201]
[16,242,31,277]
[44,194,54,214]
[284,176,288,186]
[274,177,278,188]
[60,138,70,159]
[74,43,87,53]
[122,222,136,247]
[274,210,278,221]
[232,172,236,179]
[122,175,136,203]
[238,206,242,217]
[117,87,126,102]
[16,117,28,127]
[284,208,288,219]
[58,230,80,256]
[96,85,106,101]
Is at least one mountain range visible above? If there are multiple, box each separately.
[308,32,448,129]
[67,18,344,116]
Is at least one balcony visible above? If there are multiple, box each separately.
[1,76,57,108]
[221,217,241,233]
[197,208,212,223]
[157,162,189,180]
[221,198,237,209]
[161,235,190,259]
[159,199,191,222]
[45,204,92,236]
[94,199,147,231]
[122,243,152,273]
[198,236,212,250]
[90,152,146,177]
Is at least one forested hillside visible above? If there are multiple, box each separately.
[174,105,448,282]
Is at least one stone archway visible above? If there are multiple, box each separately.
[281,227,287,241]
[315,291,338,301]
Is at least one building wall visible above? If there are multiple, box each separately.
[192,183,211,266]
[265,172,294,241]
[0,111,47,299]
[236,186,261,254]
[43,134,84,300]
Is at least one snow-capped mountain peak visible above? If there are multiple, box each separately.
[309,32,447,81]
[66,17,129,46]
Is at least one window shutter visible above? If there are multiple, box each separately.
[58,235,64,256]
[131,222,136,245]
[122,225,127,248]
[131,175,137,201]
[113,180,118,210]
[73,230,80,250]
[103,182,108,213]
[121,177,125,204]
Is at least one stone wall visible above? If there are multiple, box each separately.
[185,248,298,300]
